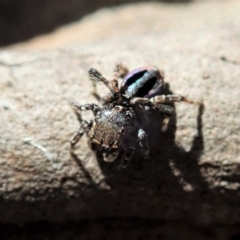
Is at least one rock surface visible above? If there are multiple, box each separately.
[1,1,240,238]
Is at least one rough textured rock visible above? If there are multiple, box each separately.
[1,1,240,239]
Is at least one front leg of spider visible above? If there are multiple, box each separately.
[88,68,111,102]
[88,67,121,103]
[88,63,128,104]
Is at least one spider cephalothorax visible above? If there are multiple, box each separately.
[70,64,200,167]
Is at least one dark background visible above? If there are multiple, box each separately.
[0,0,191,47]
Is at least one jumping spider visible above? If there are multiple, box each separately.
[70,64,200,168]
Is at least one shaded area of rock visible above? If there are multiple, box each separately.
[1,219,240,240]
[0,2,240,237]
[0,0,192,47]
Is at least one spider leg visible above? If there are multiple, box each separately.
[151,94,202,118]
[88,68,110,89]
[138,129,150,157]
[88,64,129,104]
[114,63,129,79]
[88,68,112,102]
[151,94,201,105]
[72,102,100,116]
[122,139,135,168]
[102,149,120,162]
[153,104,175,118]
[90,79,101,102]
[70,120,93,152]
[88,68,120,102]
[130,97,175,118]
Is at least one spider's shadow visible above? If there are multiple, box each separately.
[70,81,240,224]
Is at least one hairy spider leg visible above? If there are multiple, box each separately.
[151,95,203,125]
[130,97,175,118]
[131,94,201,105]
[138,129,150,156]
[88,68,120,100]
[70,120,93,152]
[72,102,100,117]
[88,64,129,104]
[151,94,202,105]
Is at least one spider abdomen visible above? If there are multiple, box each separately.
[121,66,164,99]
